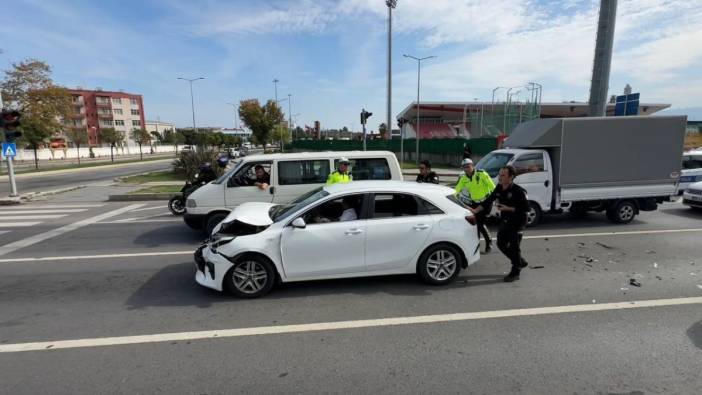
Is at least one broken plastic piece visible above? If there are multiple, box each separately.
[629,278,642,287]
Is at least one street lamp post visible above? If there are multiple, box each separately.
[386,0,397,145]
[287,94,292,144]
[403,54,436,164]
[177,77,204,136]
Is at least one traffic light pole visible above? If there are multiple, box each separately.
[6,155,18,197]
[362,123,367,151]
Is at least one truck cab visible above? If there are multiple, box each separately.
[477,149,553,225]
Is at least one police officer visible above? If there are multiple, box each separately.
[326,157,353,185]
[455,158,495,253]
[469,165,529,282]
[416,160,439,184]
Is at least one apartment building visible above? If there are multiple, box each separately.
[65,88,146,146]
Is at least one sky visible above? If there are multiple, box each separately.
[1,0,701,130]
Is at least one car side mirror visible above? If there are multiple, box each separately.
[227,177,236,188]
[291,217,306,229]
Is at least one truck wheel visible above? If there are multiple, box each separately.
[526,201,542,227]
[607,200,637,224]
[205,213,228,236]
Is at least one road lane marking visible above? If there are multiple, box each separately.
[0,204,103,209]
[97,219,183,224]
[0,215,66,220]
[0,209,86,215]
[0,251,193,263]
[524,228,702,239]
[0,204,145,257]
[129,206,170,213]
[1,296,700,353]
[0,230,10,235]
[0,222,42,228]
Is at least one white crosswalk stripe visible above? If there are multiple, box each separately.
[0,204,104,233]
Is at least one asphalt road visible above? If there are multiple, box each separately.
[0,199,701,394]
[0,158,173,195]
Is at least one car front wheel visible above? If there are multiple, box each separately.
[225,256,275,298]
[417,244,462,285]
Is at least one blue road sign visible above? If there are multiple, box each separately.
[2,142,17,158]
[614,93,640,116]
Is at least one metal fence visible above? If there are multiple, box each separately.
[287,137,497,167]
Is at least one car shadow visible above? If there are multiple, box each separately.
[131,225,204,248]
[687,320,702,350]
[125,262,506,309]
[659,205,702,220]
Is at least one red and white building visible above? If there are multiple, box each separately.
[64,88,146,147]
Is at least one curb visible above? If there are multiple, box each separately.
[2,185,86,205]
[108,193,178,202]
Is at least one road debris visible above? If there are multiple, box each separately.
[596,242,613,249]
[586,257,594,263]
[653,262,658,269]
[620,287,629,291]
[645,250,656,254]
[530,266,545,269]
[629,279,642,287]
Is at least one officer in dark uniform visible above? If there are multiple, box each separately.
[416,160,439,184]
[469,165,529,282]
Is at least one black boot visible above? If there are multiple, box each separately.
[484,240,492,254]
[519,257,528,268]
[503,267,520,282]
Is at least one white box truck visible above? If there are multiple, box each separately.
[476,116,686,226]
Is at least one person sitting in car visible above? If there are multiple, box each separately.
[250,165,270,190]
[314,197,358,223]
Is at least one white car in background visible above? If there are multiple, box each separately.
[682,181,702,210]
[194,181,481,298]
[677,150,702,195]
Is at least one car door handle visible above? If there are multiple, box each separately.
[544,180,549,187]
[413,224,430,230]
[269,186,275,194]
[345,229,364,235]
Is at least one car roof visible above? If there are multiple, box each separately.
[241,150,396,162]
[323,180,454,195]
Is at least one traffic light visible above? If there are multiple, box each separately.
[397,118,406,129]
[0,110,22,142]
[360,109,372,125]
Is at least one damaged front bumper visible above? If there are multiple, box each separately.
[194,243,233,292]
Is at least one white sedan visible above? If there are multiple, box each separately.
[194,181,481,298]
[682,181,702,209]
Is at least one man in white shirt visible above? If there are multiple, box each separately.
[339,200,358,221]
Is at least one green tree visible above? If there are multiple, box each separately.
[238,99,283,145]
[1,59,72,169]
[99,128,123,162]
[64,128,89,165]
[272,124,291,148]
[130,128,151,160]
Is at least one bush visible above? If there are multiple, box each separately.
[172,148,223,180]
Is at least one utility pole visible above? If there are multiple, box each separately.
[386,0,397,144]
[588,0,618,116]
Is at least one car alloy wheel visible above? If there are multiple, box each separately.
[424,248,458,283]
[232,260,269,295]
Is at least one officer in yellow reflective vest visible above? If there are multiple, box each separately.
[455,158,496,252]
[326,157,353,185]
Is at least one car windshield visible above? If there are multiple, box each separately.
[476,152,514,178]
[270,187,330,222]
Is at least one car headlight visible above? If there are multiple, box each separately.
[186,199,196,208]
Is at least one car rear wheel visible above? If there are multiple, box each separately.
[225,256,275,298]
[417,244,462,285]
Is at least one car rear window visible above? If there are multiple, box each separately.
[446,194,469,209]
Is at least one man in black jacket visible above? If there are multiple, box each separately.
[469,165,529,282]
[416,160,439,184]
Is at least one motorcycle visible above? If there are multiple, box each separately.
[168,159,229,215]
[168,175,207,215]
